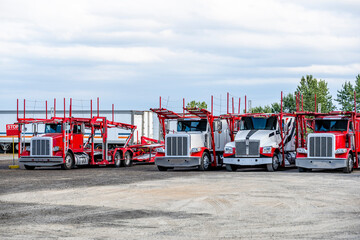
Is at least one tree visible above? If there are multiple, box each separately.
[186,100,207,109]
[354,74,360,110]
[296,75,335,113]
[283,93,296,113]
[249,94,293,114]
[271,102,281,113]
[250,105,272,113]
[336,81,354,111]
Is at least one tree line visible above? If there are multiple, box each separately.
[251,74,360,113]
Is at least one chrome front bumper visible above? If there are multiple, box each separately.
[19,156,64,167]
[224,157,272,166]
[296,158,347,169]
[155,156,201,167]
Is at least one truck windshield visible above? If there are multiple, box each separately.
[315,120,348,132]
[177,120,207,132]
[241,116,277,130]
[45,124,62,133]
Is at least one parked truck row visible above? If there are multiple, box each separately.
[6,93,360,173]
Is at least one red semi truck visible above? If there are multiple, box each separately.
[295,111,359,173]
[17,99,162,170]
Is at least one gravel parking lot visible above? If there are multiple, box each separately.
[1,154,360,239]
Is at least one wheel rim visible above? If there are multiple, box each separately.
[273,155,279,170]
[349,157,354,171]
[65,155,72,168]
[125,154,130,165]
[203,155,210,169]
[115,154,120,165]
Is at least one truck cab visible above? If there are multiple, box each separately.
[223,114,296,172]
[296,116,356,173]
[151,108,231,171]
[19,122,85,170]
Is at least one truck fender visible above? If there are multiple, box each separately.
[66,149,75,163]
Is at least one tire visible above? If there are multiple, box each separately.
[62,152,74,170]
[226,164,237,172]
[298,167,307,172]
[343,154,354,173]
[124,151,133,167]
[114,152,122,168]
[266,154,280,172]
[198,152,211,171]
[24,165,35,170]
[157,166,168,171]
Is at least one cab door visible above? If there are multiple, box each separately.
[214,120,229,151]
[71,124,84,151]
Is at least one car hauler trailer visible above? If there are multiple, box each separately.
[222,93,297,172]
[17,98,163,170]
[122,136,164,165]
[0,99,154,152]
[150,103,235,171]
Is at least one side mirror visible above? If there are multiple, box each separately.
[346,133,350,148]
[217,121,222,131]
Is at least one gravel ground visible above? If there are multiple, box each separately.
[0,154,360,239]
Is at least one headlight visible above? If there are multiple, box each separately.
[156,148,165,153]
[297,148,307,154]
[262,146,272,154]
[224,146,234,154]
[190,147,202,153]
[53,146,60,152]
[335,148,347,154]
[26,146,30,151]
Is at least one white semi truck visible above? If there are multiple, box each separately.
[150,108,232,171]
[223,113,297,171]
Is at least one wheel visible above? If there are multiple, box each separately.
[226,164,237,172]
[24,165,35,170]
[157,166,168,171]
[298,167,307,172]
[124,151,133,167]
[62,152,74,170]
[114,152,122,168]
[266,154,280,172]
[198,152,211,171]
[343,154,354,173]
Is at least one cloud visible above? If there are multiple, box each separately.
[0,0,359,111]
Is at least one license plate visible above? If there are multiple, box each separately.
[169,159,185,164]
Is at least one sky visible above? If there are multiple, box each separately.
[0,0,359,114]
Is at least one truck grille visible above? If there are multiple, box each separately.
[235,140,260,157]
[166,136,189,156]
[31,138,52,156]
[308,136,333,158]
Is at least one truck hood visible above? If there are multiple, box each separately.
[167,132,206,149]
[41,133,62,138]
[234,130,279,148]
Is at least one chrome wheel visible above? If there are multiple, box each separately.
[199,152,211,171]
[124,152,133,167]
[343,154,354,173]
[65,154,72,168]
[267,154,280,172]
[114,152,121,168]
[203,154,210,169]
[62,152,74,170]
